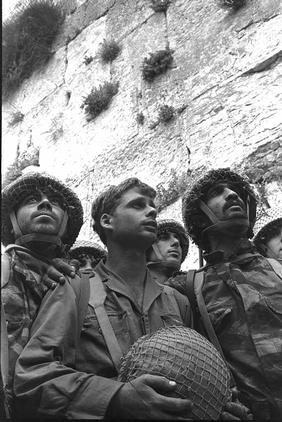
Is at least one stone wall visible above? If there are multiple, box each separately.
[2,0,282,266]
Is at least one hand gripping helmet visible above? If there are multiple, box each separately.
[118,326,232,420]
[69,239,107,261]
[1,171,84,250]
[182,168,257,250]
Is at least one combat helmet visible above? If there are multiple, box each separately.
[70,239,107,261]
[147,219,189,270]
[182,168,257,250]
[1,171,84,249]
[156,219,189,263]
[252,206,282,250]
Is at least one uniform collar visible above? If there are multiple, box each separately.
[94,260,163,311]
[204,239,258,265]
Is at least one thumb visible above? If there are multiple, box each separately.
[142,374,177,393]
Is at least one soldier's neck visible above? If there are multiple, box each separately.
[208,234,246,259]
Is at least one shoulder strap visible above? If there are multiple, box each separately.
[193,271,236,388]
[70,272,90,338]
[184,270,197,316]
[1,253,12,418]
[88,273,123,372]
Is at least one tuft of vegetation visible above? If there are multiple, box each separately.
[136,112,145,125]
[100,39,121,63]
[150,0,171,13]
[8,111,24,127]
[82,81,119,121]
[156,169,188,212]
[3,147,40,188]
[83,55,94,65]
[2,0,64,100]
[219,0,246,10]
[158,105,175,123]
[142,48,174,81]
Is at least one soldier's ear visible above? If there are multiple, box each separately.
[100,213,112,230]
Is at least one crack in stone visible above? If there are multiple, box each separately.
[242,51,282,75]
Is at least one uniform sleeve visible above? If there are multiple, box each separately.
[14,281,124,419]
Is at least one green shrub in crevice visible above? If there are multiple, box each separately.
[219,0,246,10]
[150,0,171,13]
[156,170,188,212]
[82,81,119,121]
[100,39,121,63]
[2,0,64,99]
[8,111,24,127]
[158,105,175,123]
[142,48,174,81]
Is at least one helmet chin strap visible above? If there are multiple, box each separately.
[199,199,250,240]
[10,210,69,250]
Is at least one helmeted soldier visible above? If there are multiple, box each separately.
[147,219,189,284]
[168,167,282,421]
[1,170,83,417]
[69,239,107,272]
[252,206,282,262]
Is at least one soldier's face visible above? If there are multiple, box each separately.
[149,231,182,265]
[265,227,282,259]
[205,183,247,220]
[105,187,157,248]
[16,189,65,236]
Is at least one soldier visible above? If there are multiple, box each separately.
[69,239,107,272]
[1,170,83,417]
[13,177,194,419]
[252,206,282,262]
[168,168,282,420]
[147,219,189,284]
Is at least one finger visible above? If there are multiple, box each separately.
[42,275,57,290]
[52,259,76,278]
[225,401,250,417]
[157,394,192,416]
[142,374,178,392]
[220,411,241,420]
[46,266,67,284]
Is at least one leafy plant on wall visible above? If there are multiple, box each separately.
[219,0,246,10]
[150,0,171,13]
[142,48,174,81]
[2,0,65,99]
[100,39,121,63]
[82,81,119,121]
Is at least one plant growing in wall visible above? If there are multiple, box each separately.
[142,48,174,81]
[158,105,175,123]
[219,0,246,10]
[83,55,94,65]
[156,169,188,212]
[8,111,24,127]
[100,39,121,63]
[2,0,64,99]
[82,81,119,121]
[150,0,171,12]
[136,112,145,125]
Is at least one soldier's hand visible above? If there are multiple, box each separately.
[16,251,75,290]
[220,400,253,420]
[108,374,192,420]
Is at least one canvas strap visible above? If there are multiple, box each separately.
[89,273,123,372]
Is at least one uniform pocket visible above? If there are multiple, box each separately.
[263,296,282,315]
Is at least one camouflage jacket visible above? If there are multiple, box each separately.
[167,240,282,421]
[1,250,49,408]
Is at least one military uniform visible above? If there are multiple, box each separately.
[168,240,282,420]
[13,260,192,419]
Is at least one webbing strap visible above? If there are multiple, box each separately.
[193,272,236,387]
[70,272,90,343]
[89,274,123,372]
